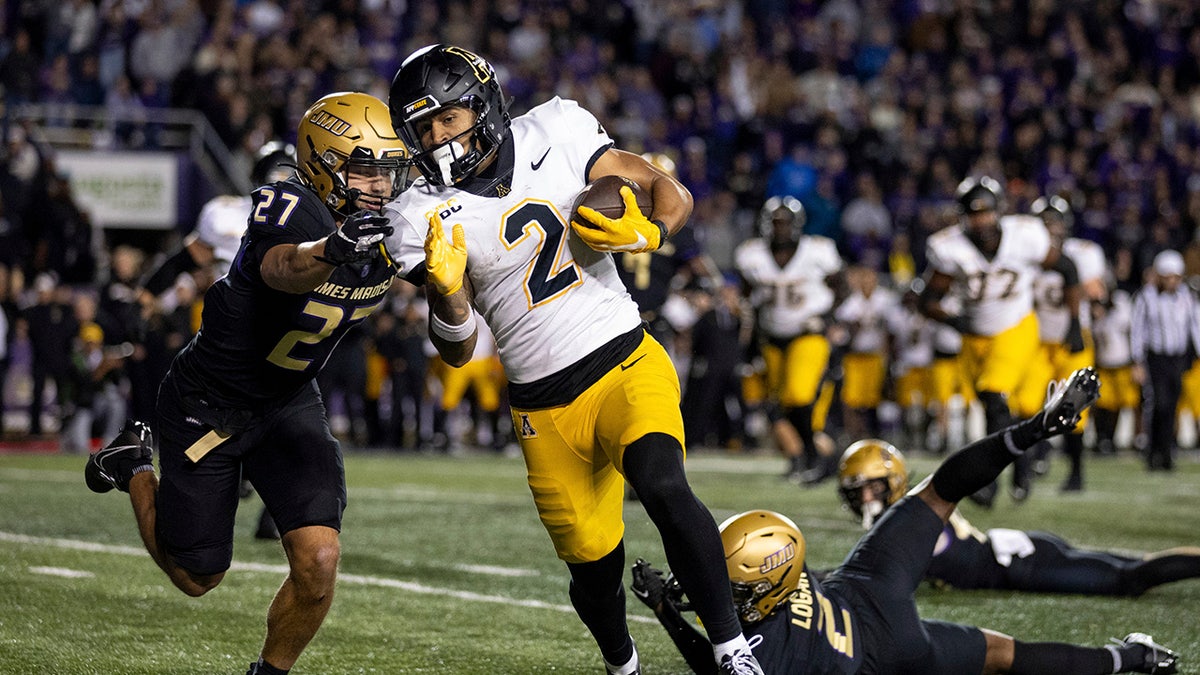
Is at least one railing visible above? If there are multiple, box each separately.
[7,103,247,195]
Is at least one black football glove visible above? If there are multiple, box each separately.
[321,211,394,266]
[631,558,667,610]
[946,314,973,335]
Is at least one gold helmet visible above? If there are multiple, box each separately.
[296,92,411,215]
[719,510,806,624]
[837,439,909,529]
[640,151,678,179]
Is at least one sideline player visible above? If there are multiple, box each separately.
[920,176,1079,505]
[634,367,1182,674]
[735,196,844,482]
[85,92,409,675]
[386,45,763,675]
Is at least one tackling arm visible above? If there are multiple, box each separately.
[260,241,339,294]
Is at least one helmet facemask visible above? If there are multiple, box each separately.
[838,440,910,530]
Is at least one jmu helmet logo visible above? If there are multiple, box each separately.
[309,110,351,136]
[758,542,795,574]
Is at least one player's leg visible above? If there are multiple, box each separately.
[244,384,347,672]
[508,400,636,672]
[919,367,1099,522]
[601,335,760,672]
[781,334,833,483]
[981,628,1179,675]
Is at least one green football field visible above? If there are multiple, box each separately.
[1,447,1197,674]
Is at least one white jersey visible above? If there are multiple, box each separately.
[386,97,642,384]
[925,214,1050,336]
[734,235,843,339]
[1033,236,1106,342]
[836,286,897,354]
[1093,290,1133,368]
[195,194,252,267]
[887,303,935,371]
[933,292,963,354]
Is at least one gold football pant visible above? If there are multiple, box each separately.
[509,332,684,564]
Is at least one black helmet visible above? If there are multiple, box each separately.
[955,175,1004,215]
[388,44,510,186]
[251,140,297,187]
[758,196,806,243]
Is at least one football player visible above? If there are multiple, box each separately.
[735,195,844,483]
[834,265,897,439]
[85,92,410,675]
[385,45,763,675]
[140,141,297,542]
[886,282,937,450]
[837,437,1200,597]
[920,176,1080,505]
[1013,195,1107,490]
[634,368,1183,675]
[1091,285,1139,455]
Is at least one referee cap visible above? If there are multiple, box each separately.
[1154,249,1184,277]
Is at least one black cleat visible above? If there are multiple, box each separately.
[85,420,153,493]
[1040,367,1101,435]
[1114,632,1179,674]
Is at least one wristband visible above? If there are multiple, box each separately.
[651,219,669,249]
[430,310,477,342]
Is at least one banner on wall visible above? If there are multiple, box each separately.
[55,151,178,229]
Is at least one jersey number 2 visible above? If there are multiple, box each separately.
[502,201,581,307]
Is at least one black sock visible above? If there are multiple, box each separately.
[1065,433,1084,477]
[1009,640,1114,674]
[1127,551,1200,596]
[248,658,289,675]
[566,542,632,665]
[930,413,1045,503]
[785,404,817,467]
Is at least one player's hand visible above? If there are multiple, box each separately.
[1065,317,1085,353]
[572,187,667,254]
[947,314,973,335]
[425,212,468,296]
[631,558,667,611]
[323,211,394,265]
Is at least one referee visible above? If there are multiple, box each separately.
[1131,249,1200,471]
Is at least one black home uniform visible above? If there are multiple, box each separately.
[156,178,395,575]
[751,497,985,674]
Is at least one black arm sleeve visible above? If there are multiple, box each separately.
[654,601,719,675]
[142,247,200,295]
[1049,253,1079,287]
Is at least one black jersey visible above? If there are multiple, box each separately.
[615,225,701,313]
[749,569,863,674]
[170,179,396,409]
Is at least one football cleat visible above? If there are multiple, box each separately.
[718,647,765,675]
[85,420,154,494]
[1113,632,1179,674]
[1039,367,1100,435]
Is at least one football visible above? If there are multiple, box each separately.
[570,175,653,227]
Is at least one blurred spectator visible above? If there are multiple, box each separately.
[0,28,39,104]
[60,321,128,454]
[22,274,77,435]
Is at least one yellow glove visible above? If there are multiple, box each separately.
[424,212,467,295]
[571,186,667,254]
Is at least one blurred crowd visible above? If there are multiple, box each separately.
[3,0,1200,454]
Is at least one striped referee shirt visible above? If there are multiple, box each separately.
[1130,282,1200,362]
